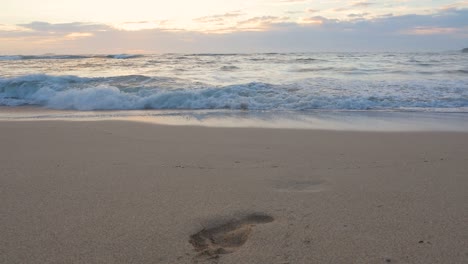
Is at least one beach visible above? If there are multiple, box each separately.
[2,0,468,263]
[1,120,467,264]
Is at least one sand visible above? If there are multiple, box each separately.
[1,120,467,264]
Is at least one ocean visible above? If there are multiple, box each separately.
[1,52,467,130]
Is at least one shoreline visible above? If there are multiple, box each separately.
[1,120,468,263]
[1,107,468,132]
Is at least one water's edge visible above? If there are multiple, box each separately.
[2,107,468,132]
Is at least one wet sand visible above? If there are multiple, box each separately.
[1,120,467,263]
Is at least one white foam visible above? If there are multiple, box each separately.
[0,74,467,111]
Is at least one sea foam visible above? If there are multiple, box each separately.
[1,74,467,111]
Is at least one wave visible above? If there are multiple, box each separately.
[0,55,24,60]
[0,54,145,60]
[0,55,90,60]
[296,58,320,62]
[450,69,468,74]
[185,53,242,57]
[105,54,144,59]
[293,67,335,72]
[1,74,467,111]
[220,65,240,71]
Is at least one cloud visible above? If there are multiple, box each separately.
[277,0,309,3]
[0,24,28,31]
[401,26,466,35]
[18,21,109,33]
[236,16,290,31]
[113,20,170,31]
[351,1,375,8]
[333,1,376,12]
[1,8,467,54]
[439,1,468,12]
[65,32,94,39]
[348,12,370,18]
[299,16,333,25]
[285,11,303,14]
[0,21,110,50]
[194,12,244,23]
[306,9,319,13]
[189,12,247,33]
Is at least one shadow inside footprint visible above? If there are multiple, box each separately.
[189,214,274,258]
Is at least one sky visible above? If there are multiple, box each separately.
[1,0,467,54]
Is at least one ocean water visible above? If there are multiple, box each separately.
[1,52,467,130]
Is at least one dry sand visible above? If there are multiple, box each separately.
[1,120,467,264]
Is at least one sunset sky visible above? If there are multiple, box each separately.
[1,0,467,54]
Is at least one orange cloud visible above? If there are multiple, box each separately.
[402,26,460,35]
[299,17,325,25]
[65,32,93,39]
[236,16,290,31]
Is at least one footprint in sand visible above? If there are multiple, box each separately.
[189,214,274,258]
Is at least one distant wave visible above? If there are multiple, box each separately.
[451,69,468,74]
[105,54,144,59]
[0,55,24,60]
[0,54,145,60]
[293,67,335,72]
[220,65,240,71]
[1,74,467,111]
[295,58,321,62]
[185,53,242,57]
[0,55,90,60]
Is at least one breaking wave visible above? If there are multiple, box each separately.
[1,74,467,111]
